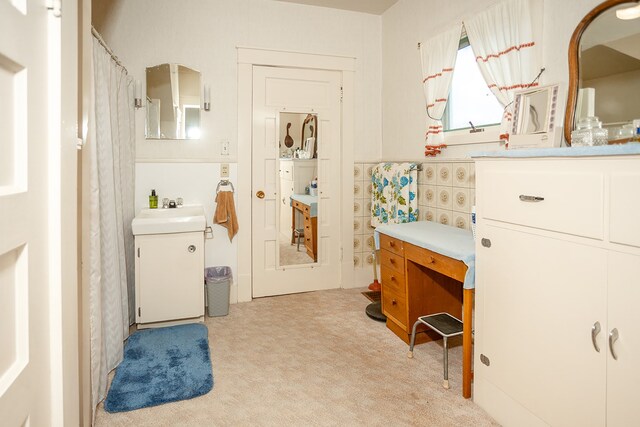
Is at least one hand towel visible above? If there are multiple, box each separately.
[214,191,239,241]
[371,163,419,228]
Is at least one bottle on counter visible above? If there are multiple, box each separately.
[149,189,158,209]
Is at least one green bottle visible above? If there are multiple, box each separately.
[149,189,158,209]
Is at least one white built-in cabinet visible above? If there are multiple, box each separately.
[135,231,204,327]
[474,155,640,427]
[278,159,317,240]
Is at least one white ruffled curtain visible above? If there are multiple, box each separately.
[419,24,463,143]
[465,0,542,135]
[89,35,136,420]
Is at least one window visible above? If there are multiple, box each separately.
[443,37,504,132]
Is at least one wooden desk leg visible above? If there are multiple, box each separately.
[462,288,473,399]
[291,205,296,244]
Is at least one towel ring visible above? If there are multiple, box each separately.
[216,180,235,193]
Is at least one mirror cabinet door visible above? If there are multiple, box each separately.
[145,63,201,140]
[565,0,640,144]
[277,112,319,267]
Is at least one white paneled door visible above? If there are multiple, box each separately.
[252,66,342,297]
[0,1,67,425]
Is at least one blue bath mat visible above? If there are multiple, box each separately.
[104,323,213,412]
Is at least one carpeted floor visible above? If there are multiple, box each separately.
[95,288,497,426]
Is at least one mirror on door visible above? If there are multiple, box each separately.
[278,112,319,267]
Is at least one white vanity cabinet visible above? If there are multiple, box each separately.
[474,154,640,427]
[135,231,204,327]
[279,159,317,240]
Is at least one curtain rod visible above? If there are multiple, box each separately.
[91,26,129,74]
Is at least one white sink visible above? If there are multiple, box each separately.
[132,205,207,235]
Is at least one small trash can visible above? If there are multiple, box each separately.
[205,266,232,317]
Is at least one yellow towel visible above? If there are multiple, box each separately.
[214,191,239,242]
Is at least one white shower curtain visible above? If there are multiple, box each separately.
[88,36,136,419]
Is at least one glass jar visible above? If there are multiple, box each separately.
[571,116,608,147]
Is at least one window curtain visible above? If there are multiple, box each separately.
[465,0,542,135]
[419,24,463,143]
[89,35,136,421]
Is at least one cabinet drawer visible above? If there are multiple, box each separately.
[380,234,404,256]
[381,264,405,296]
[480,166,604,239]
[281,161,293,177]
[381,248,404,274]
[404,243,467,283]
[382,286,407,329]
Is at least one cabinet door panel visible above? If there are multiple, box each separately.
[137,233,204,323]
[477,225,606,427]
[607,252,640,427]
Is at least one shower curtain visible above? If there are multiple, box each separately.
[88,36,136,419]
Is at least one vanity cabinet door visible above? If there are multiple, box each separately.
[475,224,607,427]
[136,232,204,324]
[607,252,640,427]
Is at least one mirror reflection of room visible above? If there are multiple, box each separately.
[145,63,201,139]
[577,2,640,142]
[278,112,318,266]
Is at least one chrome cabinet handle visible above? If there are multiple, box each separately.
[591,321,601,353]
[519,195,544,202]
[609,328,619,360]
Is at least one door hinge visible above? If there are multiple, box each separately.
[48,0,62,17]
[340,86,343,103]
[138,307,141,317]
[137,247,140,257]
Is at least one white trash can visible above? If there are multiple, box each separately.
[205,266,232,317]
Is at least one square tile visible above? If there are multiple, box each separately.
[354,182,363,199]
[453,212,471,230]
[424,208,436,222]
[452,187,470,213]
[425,185,437,207]
[362,182,372,200]
[353,200,363,217]
[436,163,452,186]
[436,185,453,210]
[424,163,437,184]
[353,254,362,268]
[365,164,376,181]
[435,209,453,227]
[364,235,376,251]
[354,217,364,235]
[353,235,364,252]
[354,163,364,181]
[453,163,470,188]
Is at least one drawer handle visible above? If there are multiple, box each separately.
[609,328,619,360]
[427,256,435,264]
[391,275,396,282]
[389,258,395,264]
[391,299,397,306]
[519,195,544,202]
[389,241,395,247]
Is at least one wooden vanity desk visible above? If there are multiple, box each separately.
[377,222,475,398]
[290,194,318,261]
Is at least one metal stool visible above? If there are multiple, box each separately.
[292,228,305,251]
[407,312,463,390]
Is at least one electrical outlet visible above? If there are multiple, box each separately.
[221,163,229,178]
[221,140,229,156]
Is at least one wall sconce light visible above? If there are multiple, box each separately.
[134,80,142,109]
[203,85,211,111]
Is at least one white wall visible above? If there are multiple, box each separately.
[99,0,382,162]
[381,0,606,160]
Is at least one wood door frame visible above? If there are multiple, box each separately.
[237,47,355,303]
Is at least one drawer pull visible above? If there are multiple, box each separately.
[391,275,396,282]
[519,195,545,202]
[427,256,435,264]
[391,299,397,306]
[389,258,395,264]
[389,241,395,247]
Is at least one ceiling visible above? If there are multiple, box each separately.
[274,0,399,15]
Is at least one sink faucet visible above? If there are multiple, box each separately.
[162,197,183,208]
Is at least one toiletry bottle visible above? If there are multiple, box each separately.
[149,189,158,209]
[634,120,640,143]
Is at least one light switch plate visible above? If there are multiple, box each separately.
[221,163,229,178]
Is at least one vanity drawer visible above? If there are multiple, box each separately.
[479,163,604,239]
[380,234,404,256]
[281,161,293,177]
[404,243,467,283]
[381,263,405,296]
[381,248,404,274]
[382,286,407,329]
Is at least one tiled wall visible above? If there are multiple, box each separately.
[353,160,476,275]
[418,160,475,230]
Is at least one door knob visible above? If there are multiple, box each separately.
[256,190,265,199]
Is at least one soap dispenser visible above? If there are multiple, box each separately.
[149,189,158,209]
